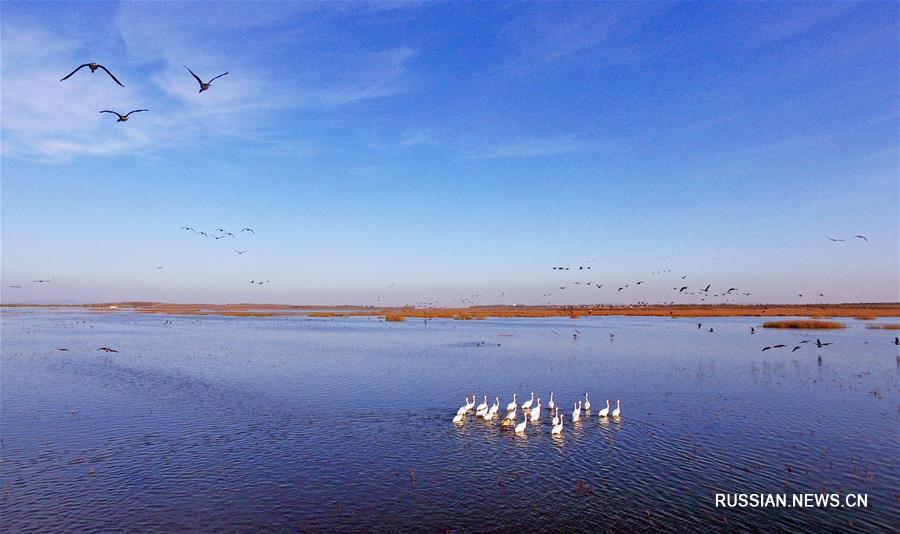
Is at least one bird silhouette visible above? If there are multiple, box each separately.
[60,63,124,87]
[852,235,868,242]
[234,250,246,255]
[792,346,801,352]
[97,347,119,353]
[241,228,255,234]
[816,339,832,348]
[100,109,148,122]
[827,237,846,242]
[185,66,228,92]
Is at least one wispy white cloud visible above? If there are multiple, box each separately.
[500,3,667,74]
[465,135,616,160]
[2,3,418,161]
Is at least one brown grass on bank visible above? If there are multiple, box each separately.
[762,320,845,329]
[384,314,406,322]
[7,302,900,320]
[865,323,900,330]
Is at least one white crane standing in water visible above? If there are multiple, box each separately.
[530,399,541,422]
[598,399,610,418]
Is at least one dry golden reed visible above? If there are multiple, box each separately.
[762,320,845,329]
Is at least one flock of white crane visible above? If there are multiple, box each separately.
[452,392,621,435]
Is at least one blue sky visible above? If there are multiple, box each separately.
[1,1,897,305]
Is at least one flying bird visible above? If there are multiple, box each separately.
[97,347,119,353]
[60,63,124,87]
[815,339,832,348]
[826,237,846,242]
[679,286,688,293]
[234,250,246,255]
[57,348,70,352]
[792,346,801,352]
[185,66,228,93]
[852,235,868,242]
[33,279,51,283]
[241,228,255,234]
[100,109,148,122]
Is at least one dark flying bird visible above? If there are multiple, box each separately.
[697,322,702,329]
[701,284,711,292]
[852,235,868,241]
[826,237,846,242]
[681,275,687,279]
[33,279,51,283]
[816,339,832,348]
[185,66,228,92]
[180,226,196,232]
[100,109,148,122]
[679,286,688,293]
[97,347,119,353]
[894,337,898,345]
[60,63,124,87]
[234,250,246,255]
[57,348,70,351]
[750,327,755,334]
[241,227,255,234]
[792,346,801,352]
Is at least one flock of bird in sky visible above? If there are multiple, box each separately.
[59,62,228,122]
[12,62,874,306]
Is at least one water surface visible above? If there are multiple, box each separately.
[2,310,897,531]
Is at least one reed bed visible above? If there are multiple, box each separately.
[762,320,845,329]
[865,323,900,330]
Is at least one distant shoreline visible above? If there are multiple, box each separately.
[2,302,899,319]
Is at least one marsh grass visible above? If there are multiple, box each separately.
[762,320,845,329]
[865,323,900,330]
